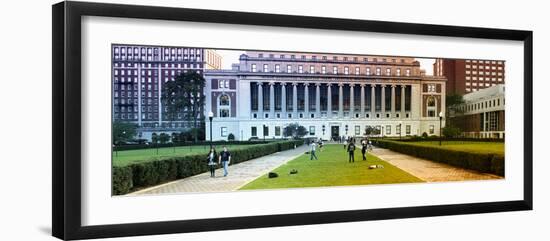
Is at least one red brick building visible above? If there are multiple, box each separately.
[434,59,505,95]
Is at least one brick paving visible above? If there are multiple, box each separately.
[128,144,309,196]
[370,147,502,182]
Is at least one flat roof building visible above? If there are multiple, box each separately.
[205,51,447,141]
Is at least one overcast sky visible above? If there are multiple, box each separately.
[214,49,435,76]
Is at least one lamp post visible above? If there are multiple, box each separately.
[208,111,214,148]
[399,121,402,140]
[439,111,443,146]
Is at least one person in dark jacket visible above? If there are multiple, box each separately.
[206,147,217,177]
[218,146,232,177]
[361,142,367,161]
[347,142,356,163]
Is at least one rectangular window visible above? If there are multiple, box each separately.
[220,127,228,137]
[366,68,371,75]
[310,65,315,73]
[251,127,257,137]
[355,67,360,75]
[263,64,268,72]
[309,126,315,135]
[298,65,303,73]
[251,64,257,72]
[429,125,435,134]
[355,125,360,135]
[275,64,280,73]
[386,125,391,135]
[406,125,411,135]
[275,126,281,136]
[386,68,391,76]
[287,65,292,73]
[333,66,338,74]
[322,66,326,74]
[406,69,411,76]
[396,68,401,76]
[344,67,349,75]
[376,67,381,75]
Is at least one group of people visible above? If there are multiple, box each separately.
[344,138,373,163]
[206,146,232,178]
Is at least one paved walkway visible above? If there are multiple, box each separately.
[370,147,502,182]
[129,145,309,195]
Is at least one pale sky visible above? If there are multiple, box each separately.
[213,49,435,76]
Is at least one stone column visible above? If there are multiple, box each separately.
[327,84,332,118]
[293,83,298,117]
[360,84,365,118]
[304,83,309,117]
[269,82,275,118]
[391,85,396,118]
[371,84,376,116]
[350,84,355,118]
[338,83,344,118]
[257,82,263,118]
[381,85,386,118]
[401,85,406,118]
[316,83,321,117]
[281,82,287,117]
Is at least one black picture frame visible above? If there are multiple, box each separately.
[52,1,533,240]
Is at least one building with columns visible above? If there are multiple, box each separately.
[111,44,222,140]
[205,51,446,141]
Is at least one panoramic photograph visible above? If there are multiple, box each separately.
[111,44,505,196]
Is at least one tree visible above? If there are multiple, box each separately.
[442,124,462,138]
[283,123,308,138]
[151,133,159,144]
[159,133,170,144]
[161,71,206,143]
[446,93,465,115]
[112,121,137,144]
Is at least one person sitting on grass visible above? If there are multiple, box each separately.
[347,141,356,163]
[310,141,318,160]
[206,147,217,178]
[218,146,231,177]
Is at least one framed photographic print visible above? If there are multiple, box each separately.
[52,1,533,240]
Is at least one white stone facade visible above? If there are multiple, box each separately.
[205,52,446,141]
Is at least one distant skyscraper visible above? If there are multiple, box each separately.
[433,59,505,95]
[111,44,222,140]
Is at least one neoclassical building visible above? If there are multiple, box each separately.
[205,51,446,141]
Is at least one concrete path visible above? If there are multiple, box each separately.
[129,145,309,195]
[370,147,502,182]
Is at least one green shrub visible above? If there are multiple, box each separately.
[112,166,133,195]
[373,139,504,176]
[112,140,304,195]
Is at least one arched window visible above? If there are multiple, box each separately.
[427,96,436,117]
[427,97,436,107]
[219,94,230,106]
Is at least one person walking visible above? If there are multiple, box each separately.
[361,142,367,161]
[347,142,356,163]
[218,146,231,177]
[206,147,217,177]
[310,142,318,160]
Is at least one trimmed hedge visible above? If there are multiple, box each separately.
[373,139,504,177]
[112,140,304,195]
[114,140,279,151]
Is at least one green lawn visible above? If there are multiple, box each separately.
[407,141,504,155]
[240,144,423,190]
[113,144,252,167]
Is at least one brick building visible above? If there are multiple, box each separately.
[433,59,505,95]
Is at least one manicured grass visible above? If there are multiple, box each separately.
[112,144,253,167]
[240,144,423,190]
[407,141,504,155]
